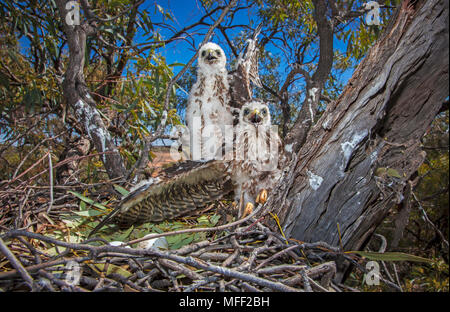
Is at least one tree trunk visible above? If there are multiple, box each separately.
[55,0,127,180]
[268,0,448,253]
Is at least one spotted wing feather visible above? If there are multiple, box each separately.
[89,161,233,237]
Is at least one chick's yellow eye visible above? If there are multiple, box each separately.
[261,108,267,115]
[216,50,221,55]
[244,108,250,115]
[201,51,206,57]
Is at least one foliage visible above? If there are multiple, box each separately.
[0,0,181,182]
[405,258,449,292]
[248,0,397,131]
[373,111,449,291]
[403,112,448,257]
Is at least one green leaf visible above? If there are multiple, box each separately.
[349,251,433,263]
[115,226,134,242]
[68,191,108,210]
[386,168,402,178]
[375,167,387,176]
[72,209,105,217]
[196,215,210,226]
[169,234,194,250]
[168,62,185,67]
[93,263,132,278]
[167,233,193,250]
[114,184,129,196]
[210,214,221,226]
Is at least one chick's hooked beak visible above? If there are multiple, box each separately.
[205,49,217,61]
[249,109,262,124]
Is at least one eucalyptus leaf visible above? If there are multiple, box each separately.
[92,263,132,278]
[115,226,134,242]
[72,210,105,217]
[349,251,433,263]
[386,168,402,179]
[68,191,108,210]
[114,184,130,196]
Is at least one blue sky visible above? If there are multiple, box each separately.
[143,0,261,72]
[144,0,355,85]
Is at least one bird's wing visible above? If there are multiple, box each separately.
[88,160,233,237]
[229,24,263,109]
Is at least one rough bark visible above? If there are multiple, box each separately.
[268,0,448,252]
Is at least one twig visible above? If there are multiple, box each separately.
[8,151,118,187]
[254,244,299,271]
[8,151,50,185]
[282,262,337,287]
[300,269,312,292]
[256,264,307,275]
[38,269,89,292]
[47,152,54,214]
[2,229,300,292]
[306,275,329,292]
[177,256,300,292]
[412,191,449,250]
[392,263,403,292]
[0,237,35,290]
[12,133,65,180]
[158,258,203,281]
[336,282,360,292]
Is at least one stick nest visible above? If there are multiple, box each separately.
[0,180,362,292]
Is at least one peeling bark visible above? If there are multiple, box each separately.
[267,0,448,253]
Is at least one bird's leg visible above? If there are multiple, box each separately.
[237,191,254,218]
[237,191,245,218]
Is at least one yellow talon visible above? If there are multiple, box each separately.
[242,202,254,218]
[256,189,268,204]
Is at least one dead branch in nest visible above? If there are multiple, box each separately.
[0,206,405,292]
[0,214,350,292]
